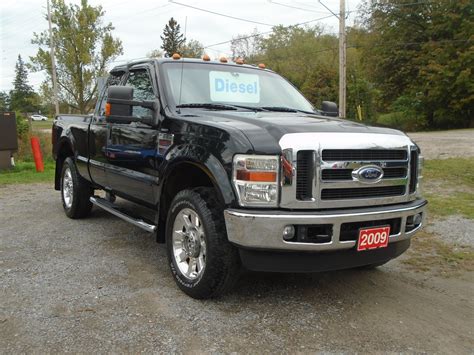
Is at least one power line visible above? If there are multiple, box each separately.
[267,0,330,14]
[203,14,335,49]
[169,1,276,27]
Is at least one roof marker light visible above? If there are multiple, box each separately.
[172,53,181,60]
[202,54,210,61]
[235,58,244,65]
[258,63,266,69]
[219,57,228,63]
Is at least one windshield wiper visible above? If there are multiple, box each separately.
[176,103,238,110]
[260,106,315,114]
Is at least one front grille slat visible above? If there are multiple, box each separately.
[409,150,418,194]
[322,149,407,161]
[321,167,407,181]
[321,186,406,200]
[296,150,314,200]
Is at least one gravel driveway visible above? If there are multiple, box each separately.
[408,129,474,160]
[1,183,473,353]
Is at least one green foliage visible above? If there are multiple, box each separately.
[30,0,123,114]
[0,91,10,111]
[180,39,204,58]
[15,112,30,138]
[160,17,185,57]
[361,0,474,129]
[9,55,41,113]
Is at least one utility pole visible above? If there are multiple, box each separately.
[338,0,346,118]
[319,0,346,118]
[47,0,60,116]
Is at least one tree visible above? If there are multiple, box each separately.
[0,92,10,112]
[180,39,204,58]
[9,55,40,112]
[160,17,185,57]
[30,0,123,114]
[147,49,164,58]
[230,29,262,60]
[360,0,474,128]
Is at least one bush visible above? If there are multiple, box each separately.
[15,111,29,138]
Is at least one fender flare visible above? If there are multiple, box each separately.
[159,144,236,206]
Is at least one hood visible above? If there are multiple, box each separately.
[182,109,407,154]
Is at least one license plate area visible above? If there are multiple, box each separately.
[357,226,390,251]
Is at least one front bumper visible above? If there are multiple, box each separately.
[224,199,427,252]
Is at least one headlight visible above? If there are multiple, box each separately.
[232,154,279,207]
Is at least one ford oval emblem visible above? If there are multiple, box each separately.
[353,165,384,183]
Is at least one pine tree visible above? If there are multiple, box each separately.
[10,55,38,112]
[160,17,185,57]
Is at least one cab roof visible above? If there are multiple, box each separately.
[110,57,270,74]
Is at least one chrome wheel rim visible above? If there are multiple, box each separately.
[172,208,206,280]
[62,167,73,208]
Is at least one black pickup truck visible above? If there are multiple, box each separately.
[52,57,427,298]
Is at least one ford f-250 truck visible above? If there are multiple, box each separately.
[52,57,427,299]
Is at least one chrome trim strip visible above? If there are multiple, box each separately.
[224,199,427,251]
[90,196,157,233]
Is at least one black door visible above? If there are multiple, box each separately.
[105,66,159,205]
[88,71,124,188]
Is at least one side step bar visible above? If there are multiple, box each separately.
[90,196,157,233]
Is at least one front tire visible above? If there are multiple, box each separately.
[61,157,93,219]
[166,188,240,299]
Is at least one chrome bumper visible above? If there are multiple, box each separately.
[224,199,427,251]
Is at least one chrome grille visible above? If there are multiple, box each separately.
[279,132,417,209]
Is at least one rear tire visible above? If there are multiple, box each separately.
[166,188,240,299]
[61,157,93,219]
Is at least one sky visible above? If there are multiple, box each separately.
[0,0,362,92]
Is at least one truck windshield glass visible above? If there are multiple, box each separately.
[162,62,314,112]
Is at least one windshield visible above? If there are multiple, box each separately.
[161,62,314,112]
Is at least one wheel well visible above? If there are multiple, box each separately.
[157,163,218,242]
[55,142,74,190]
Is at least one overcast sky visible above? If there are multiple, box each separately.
[0,0,362,92]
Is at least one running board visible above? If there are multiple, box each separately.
[90,196,157,233]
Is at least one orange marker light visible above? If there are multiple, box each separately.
[219,57,228,63]
[202,54,211,61]
[105,102,111,116]
[236,170,277,182]
[172,53,181,60]
[258,63,266,69]
[235,58,244,65]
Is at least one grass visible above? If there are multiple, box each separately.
[424,158,474,186]
[403,231,474,275]
[0,161,55,186]
[31,120,53,131]
[423,157,474,219]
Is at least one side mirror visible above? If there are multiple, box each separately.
[321,101,338,117]
[106,86,158,125]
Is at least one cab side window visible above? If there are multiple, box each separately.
[125,69,155,118]
[96,72,123,120]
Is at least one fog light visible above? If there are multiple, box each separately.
[283,225,295,241]
[414,213,423,226]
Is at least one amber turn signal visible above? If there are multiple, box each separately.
[236,170,277,182]
[105,102,111,116]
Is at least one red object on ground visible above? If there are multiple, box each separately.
[30,136,44,172]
